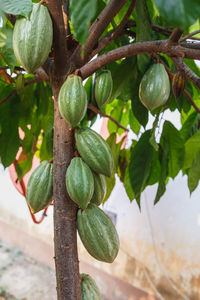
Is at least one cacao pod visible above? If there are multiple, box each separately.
[77,204,120,263]
[95,70,113,108]
[58,75,88,128]
[139,63,170,110]
[75,127,114,177]
[91,172,107,206]
[172,71,186,99]
[65,157,94,209]
[81,273,101,300]
[13,3,53,73]
[26,161,53,213]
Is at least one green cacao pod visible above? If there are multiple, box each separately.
[139,63,170,111]
[65,157,94,209]
[26,161,53,213]
[90,172,107,206]
[75,127,114,177]
[58,75,88,128]
[13,3,53,73]
[95,70,113,108]
[81,273,101,300]
[77,204,120,263]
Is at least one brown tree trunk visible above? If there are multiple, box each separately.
[53,85,81,300]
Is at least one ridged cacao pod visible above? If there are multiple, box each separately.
[13,3,53,73]
[172,71,186,99]
[95,70,113,108]
[75,127,114,177]
[139,63,170,110]
[81,273,101,300]
[26,161,53,213]
[77,204,120,263]
[91,172,107,206]
[58,75,87,128]
[65,157,94,209]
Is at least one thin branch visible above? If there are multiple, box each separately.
[168,28,183,43]
[180,30,200,42]
[88,104,129,131]
[90,0,137,58]
[127,20,173,36]
[181,42,200,50]
[0,78,38,106]
[71,0,129,67]
[171,56,200,89]
[80,40,200,79]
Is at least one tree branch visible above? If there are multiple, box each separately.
[90,0,137,58]
[88,104,129,131]
[171,56,200,89]
[46,0,69,77]
[184,89,200,114]
[71,0,129,67]
[80,40,200,79]
[168,28,183,43]
[180,30,200,42]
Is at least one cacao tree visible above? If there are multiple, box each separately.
[0,0,200,299]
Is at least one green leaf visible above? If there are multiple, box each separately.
[70,0,97,45]
[180,112,199,141]
[154,0,200,30]
[129,130,154,207]
[129,109,140,135]
[161,121,184,178]
[124,167,134,202]
[0,95,20,167]
[106,133,125,173]
[135,0,152,73]
[15,152,33,180]
[183,130,200,169]
[154,139,169,204]
[103,175,116,203]
[148,149,161,185]
[188,151,200,193]
[0,25,16,71]
[1,0,33,17]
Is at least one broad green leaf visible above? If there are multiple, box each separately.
[148,149,161,185]
[0,25,16,71]
[183,130,200,169]
[70,0,97,45]
[107,102,123,134]
[154,0,200,30]
[0,95,20,167]
[135,0,152,73]
[161,121,184,179]
[117,148,130,182]
[180,112,199,141]
[129,109,140,135]
[106,133,125,173]
[154,139,169,204]
[129,130,154,207]
[1,0,33,17]
[103,175,116,203]
[15,152,33,180]
[124,167,134,202]
[188,151,200,193]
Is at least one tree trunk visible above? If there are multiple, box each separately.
[53,85,81,300]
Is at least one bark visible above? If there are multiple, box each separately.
[53,86,81,300]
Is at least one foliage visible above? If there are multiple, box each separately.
[0,0,200,211]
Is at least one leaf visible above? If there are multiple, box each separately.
[1,0,33,17]
[15,152,33,180]
[188,151,200,194]
[183,130,200,169]
[154,0,200,30]
[70,0,97,45]
[154,139,169,204]
[124,167,134,202]
[106,133,125,172]
[161,121,184,179]
[148,149,161,185]
[129,109,140,135]
[180,112,199,141]
[103,175,116,203]
[129,130,154,207]
[0,25,16,71]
